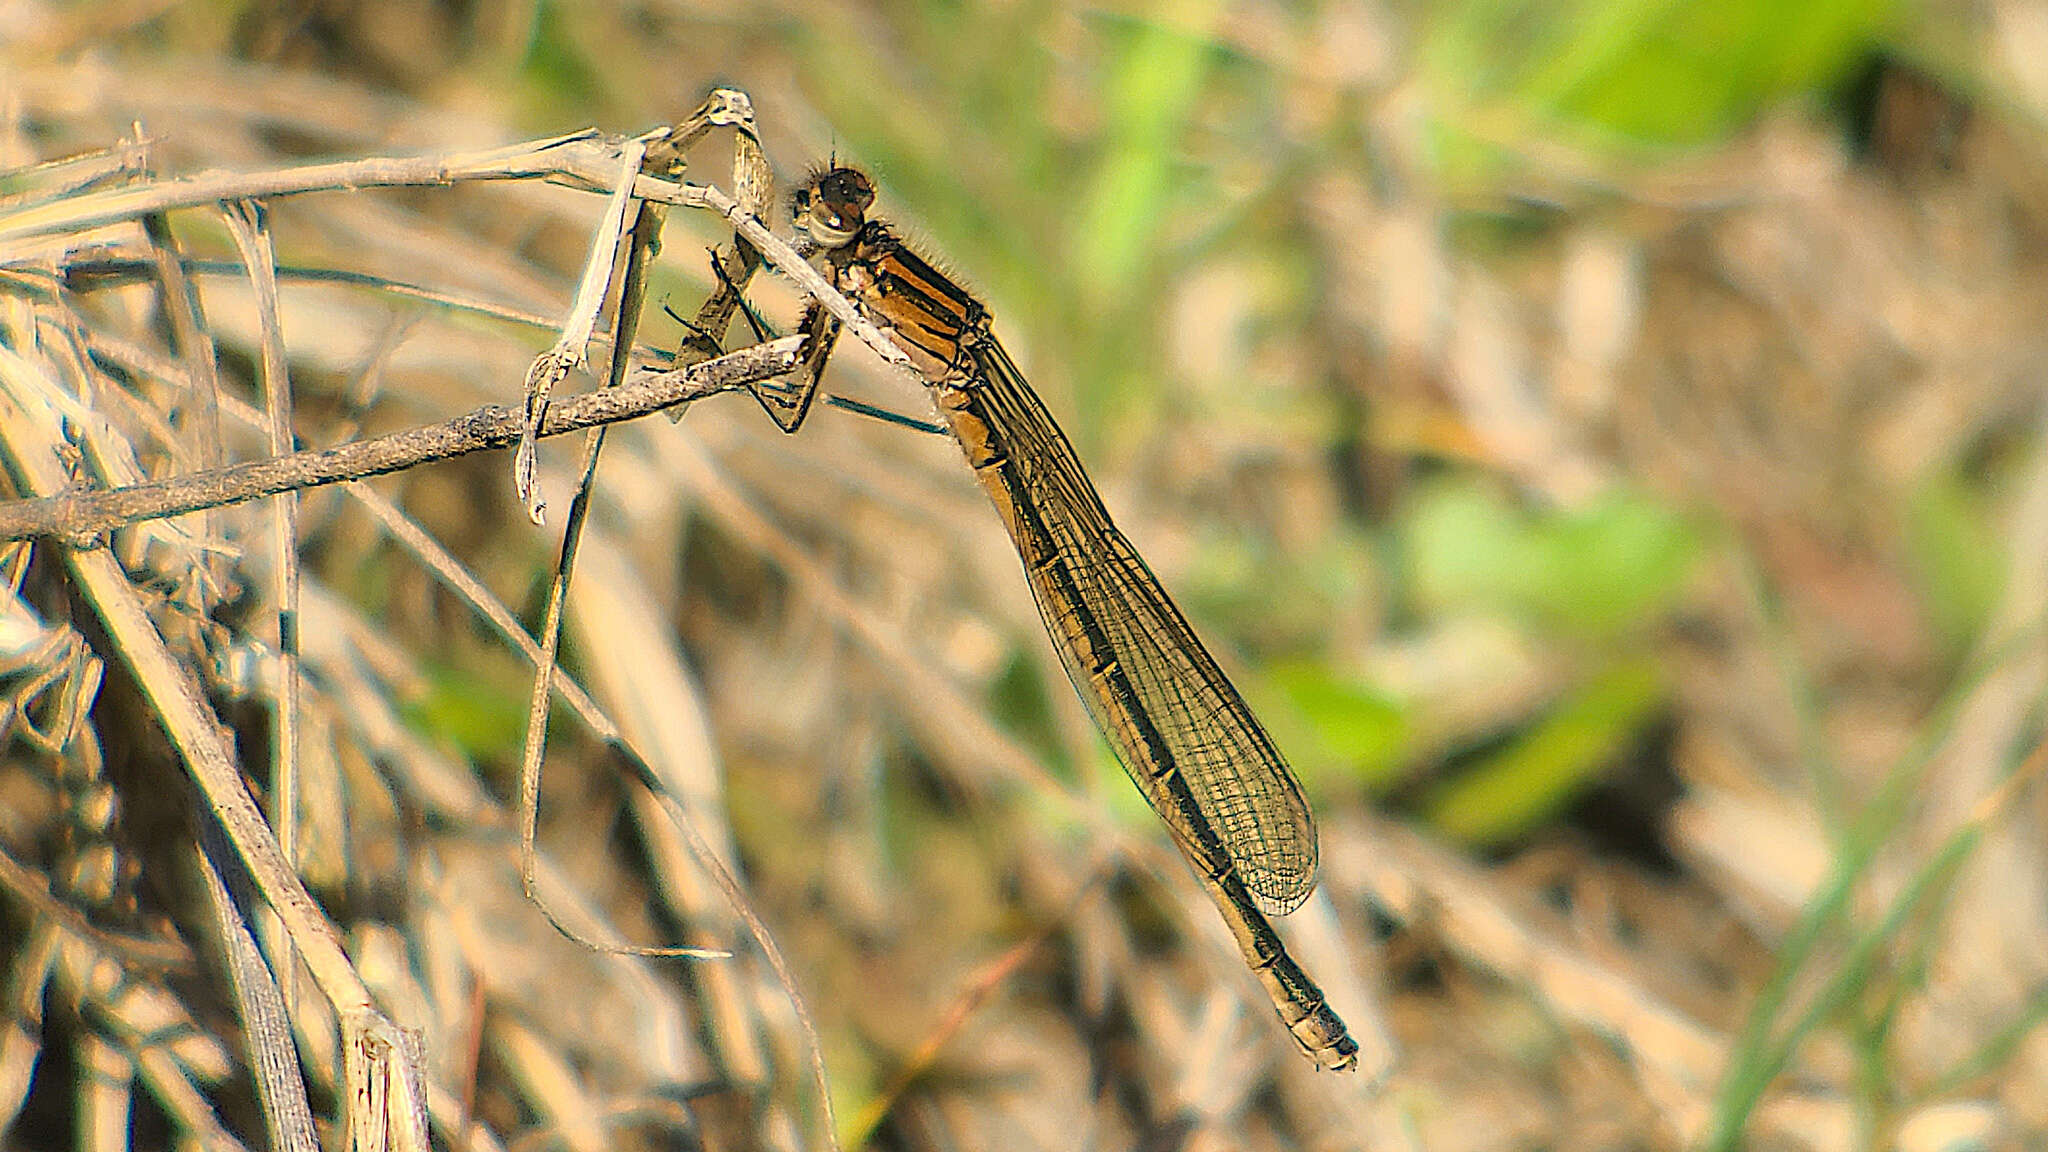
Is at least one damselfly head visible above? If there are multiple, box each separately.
[792,166,875,251]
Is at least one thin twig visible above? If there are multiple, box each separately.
[0,131,610,245]
[195,823,320,1152]
[0,336,807,542]
[12,123,920,416]
[514,136,648,522]
[216,198,318,1152]
[0,126,910,378]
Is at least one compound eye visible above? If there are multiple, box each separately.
[793,168,876,250]
[821,169,875,213]
[805,177,872,248]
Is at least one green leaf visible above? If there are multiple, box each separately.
[1424,655,1665,845]
[1405,480,1699,639]
[1420,0,1897,181]
[1267,661,1412,790]
[1531,489,1701,635]
[402,661,529,764]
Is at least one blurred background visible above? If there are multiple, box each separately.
[4,0,2048,1149]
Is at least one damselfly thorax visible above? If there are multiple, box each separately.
[792,167,990,383]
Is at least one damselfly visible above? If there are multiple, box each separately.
[756,166,1357,1071]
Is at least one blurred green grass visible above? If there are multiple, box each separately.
[1422,0,1898,175]
[763,0,1904,848]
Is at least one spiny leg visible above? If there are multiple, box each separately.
[703,280,940,435]
[748,300,840,434]
[709,246,777,346]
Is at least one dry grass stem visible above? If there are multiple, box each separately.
[0,337,806,542]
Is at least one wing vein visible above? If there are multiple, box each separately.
[966,338,1317,914]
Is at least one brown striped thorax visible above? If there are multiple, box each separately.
[791,167,988,382]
